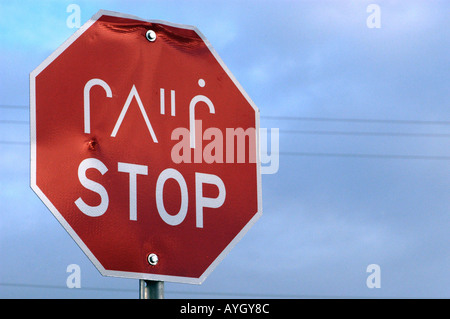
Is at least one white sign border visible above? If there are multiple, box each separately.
[30,9,262,285]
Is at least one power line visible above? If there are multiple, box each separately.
[3,118,450,138]
[0,120,29,125]
[262,115,450,126]
[0,282,134,293]
[2,141,449,161]
[282,129,450,138]
[0,105,28,110]
[0,140,28,145]
[2,104,449,159]
[0,282,382,298]
[280,151,450,161]
[2,120,450,139]
[0,282,289,297]
[2,104,450,126]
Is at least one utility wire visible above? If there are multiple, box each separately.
[2,119,450,139]
[0,120,28,125]
[2,104,450,126]
[2,141,449,161]
[0,282,135,293]
[2,120,450,139]
[0,282,382,298]
[2,104,449,159]
[262,115,450,126]
[280,152,450,161]
[0,282,286,297]
[0,105,28,110]
[282,129,450,138]
[0,140,28,145]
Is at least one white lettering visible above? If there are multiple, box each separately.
[111,85,158,142]
[75,160,228,229]
[118,162,148,221]
[156,168,188,226]
[189,79,215,149]
[75,158,109,217]
[195,173,226,228]
[83,78,112,134]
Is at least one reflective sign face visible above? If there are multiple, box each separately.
[30,10,262,284]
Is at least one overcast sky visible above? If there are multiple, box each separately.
[1,0,449,298]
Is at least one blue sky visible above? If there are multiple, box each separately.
[1,0,449,298]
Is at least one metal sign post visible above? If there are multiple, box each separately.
[139,280,164,299]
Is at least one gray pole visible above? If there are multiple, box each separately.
[139,279,164,299]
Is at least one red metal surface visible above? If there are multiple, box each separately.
[31,11,260,283]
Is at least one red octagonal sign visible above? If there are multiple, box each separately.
[30,10,262,284]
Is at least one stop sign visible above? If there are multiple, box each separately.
[30,10,261,284]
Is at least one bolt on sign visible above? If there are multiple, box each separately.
[30,10,262,284]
